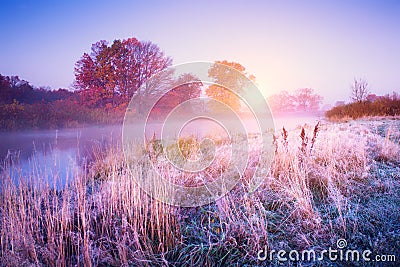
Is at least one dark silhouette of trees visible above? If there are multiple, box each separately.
[0,73,119,130]
[0,74,74,105]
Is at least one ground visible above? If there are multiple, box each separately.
[0,118,399,266]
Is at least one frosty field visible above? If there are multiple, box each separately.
[0,118,399,266]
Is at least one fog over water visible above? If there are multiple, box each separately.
[0,114,322,186]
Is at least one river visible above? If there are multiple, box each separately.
[0,114,322,187]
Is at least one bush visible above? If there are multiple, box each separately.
[325,94,400,120]
[0,99,125,131]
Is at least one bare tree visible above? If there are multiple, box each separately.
[351,78,369,102]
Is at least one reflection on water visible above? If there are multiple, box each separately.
[1,125,122,188]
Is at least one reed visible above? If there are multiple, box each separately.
[1,119,399,265]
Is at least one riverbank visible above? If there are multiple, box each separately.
[0,119,399,266]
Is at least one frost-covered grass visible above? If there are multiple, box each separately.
[1,119,399,266]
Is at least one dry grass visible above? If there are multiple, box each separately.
[1,119,399,266]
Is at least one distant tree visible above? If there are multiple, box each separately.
[351,78,369,103]
[267,89,322,113]
[0,74,72,104]
[206,60,253,112]
[294,88,323,112]
[0,74,10,88]
[0,72,133,130]
[267,90,296,113]
[0,74,12,103]
[74,38,172,109]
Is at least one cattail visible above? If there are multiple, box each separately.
[310,121,320,151]
[282,127,288,149]
[300,127,307,154]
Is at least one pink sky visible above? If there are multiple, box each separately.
[1,0,399,104]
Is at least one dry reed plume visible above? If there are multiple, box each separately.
[1,119,399,266]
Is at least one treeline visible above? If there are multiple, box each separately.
[0,75,74,104]
[2,37,255,131]
[267,88,323,114]
[325,93,400,120]
[0,75,123,130]
[0,37,176,131]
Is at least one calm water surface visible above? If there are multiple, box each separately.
[0,114,322,186]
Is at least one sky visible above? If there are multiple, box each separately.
[1,0,399,105]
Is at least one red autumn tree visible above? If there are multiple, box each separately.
[74,38,172,109]
[150,73,203,119]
